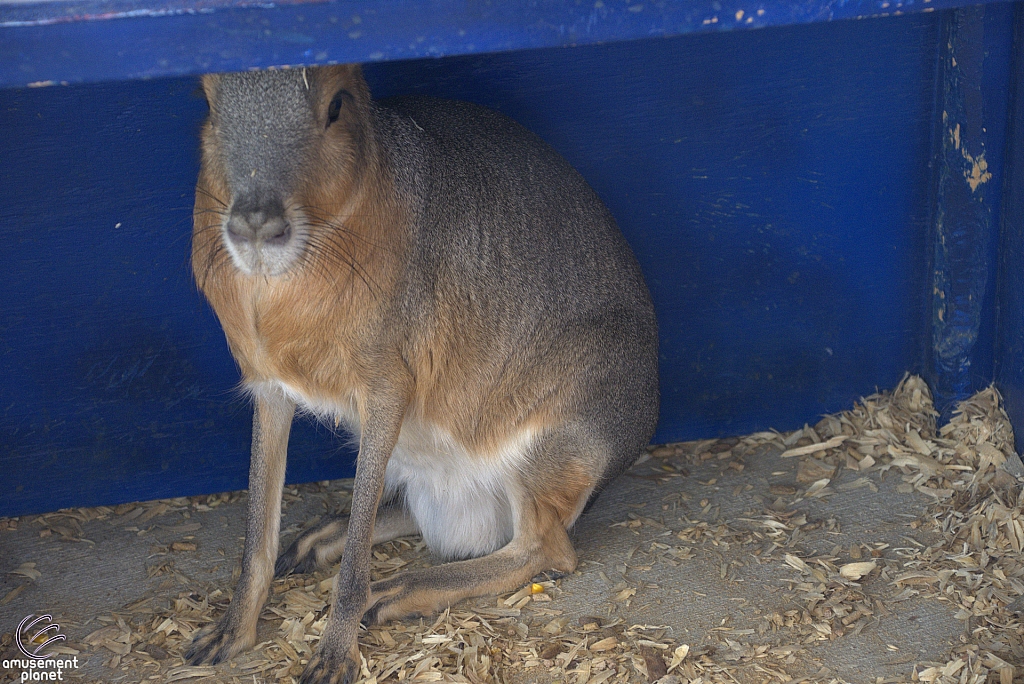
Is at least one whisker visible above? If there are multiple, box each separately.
[302,230,381,296]
[194,238,229,288]
[302,237,349,288]
[189,194,387,298]
[195,184,229,208]
[303,237,377,297]
[296,207,389,251]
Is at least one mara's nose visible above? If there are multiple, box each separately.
[226,196,291,245]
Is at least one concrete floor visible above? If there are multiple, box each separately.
[0,439,961,684]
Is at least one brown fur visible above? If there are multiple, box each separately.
[195,67,405,408]
[194,70,552,458]
[196,135,557,462]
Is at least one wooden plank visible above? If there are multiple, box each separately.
[0,0,1016,89]
[928,4,1014,416]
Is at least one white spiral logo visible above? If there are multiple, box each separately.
[15,615,66,659]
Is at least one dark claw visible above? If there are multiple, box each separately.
[185,623,238,665]
[274,550,295,578]
[532,570,569,583]
[360,604,380,627]
[299,645,360,684]
[275,545,320,578]
[275,516,349,578]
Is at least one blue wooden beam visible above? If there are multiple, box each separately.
[928,3,1013,417]
[0,0,1015,89]
[996,5,1024,437]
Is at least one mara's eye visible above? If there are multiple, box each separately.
[326,89,350,127]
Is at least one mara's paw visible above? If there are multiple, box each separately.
[275,517,349,578]
[275,543,325,578]
[299,641,361,684]
[184,616,254,666]
[361,574,435,626]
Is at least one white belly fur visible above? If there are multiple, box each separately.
[386,421,535,560]
[274,380,534,560]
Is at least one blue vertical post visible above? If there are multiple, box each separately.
[929,4,1012,418]
[996,6,1024,440]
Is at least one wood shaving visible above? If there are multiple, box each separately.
[4,375,1024,683]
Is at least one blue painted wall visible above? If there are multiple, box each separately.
[1,9,1012,516]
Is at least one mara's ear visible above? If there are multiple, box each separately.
[335,63,363,81]
[315,63,364,80]
[200,74,221,104]
[314,64,371,102]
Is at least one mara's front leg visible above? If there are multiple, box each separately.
[186,388,295,665]
[300,382,409,684]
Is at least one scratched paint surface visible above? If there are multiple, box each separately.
[928,5,1012,417]
[1,14,947,515]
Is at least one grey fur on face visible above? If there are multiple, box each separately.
[211,70,318,199]
[204,70,324,275]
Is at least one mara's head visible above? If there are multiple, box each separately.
[194,65,373,280]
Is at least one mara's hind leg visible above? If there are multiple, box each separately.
[362,491,582,625]
[276,504,418,577]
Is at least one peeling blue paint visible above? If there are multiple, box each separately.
[928,4,1013,417]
